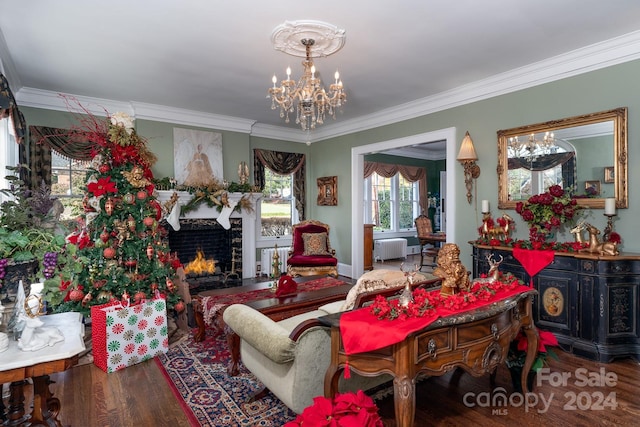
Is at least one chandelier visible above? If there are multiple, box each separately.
[267,21,347,131]
[508,132,558,161]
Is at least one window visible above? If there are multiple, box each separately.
[260,168,296,237]
[364,172,420,231]
[50,150,90,220]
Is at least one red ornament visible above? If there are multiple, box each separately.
[127,215,136,231]
[137,190,148,200]
[69,288,85,302]
[174,301,185,313]
[82,293,93,306]
[134,291,147,303]
[123,193,136,204]
[146,244,154,260]
[143,217,155,228]
[124,258,137,268]
[165,277,175,292]
[100,228,110,243]
[98,163,111,174]
[103,247,116,259]
[104,197,115,216]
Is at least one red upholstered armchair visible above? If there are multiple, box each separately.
[287,219,338,277]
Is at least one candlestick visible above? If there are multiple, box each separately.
[605,198,616,215]
[481,199,489,214]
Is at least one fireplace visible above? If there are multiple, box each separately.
[168,218,242,291]
[156,190,261,280]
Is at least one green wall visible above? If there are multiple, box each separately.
[19,58,640,271]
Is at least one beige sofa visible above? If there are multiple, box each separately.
[223,270,440,414]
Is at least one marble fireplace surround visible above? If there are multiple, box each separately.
[156,191,262,279]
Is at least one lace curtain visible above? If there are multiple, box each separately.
[253,149,306,220]
[364,161,428,212]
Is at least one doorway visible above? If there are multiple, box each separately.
[350,127,458,278]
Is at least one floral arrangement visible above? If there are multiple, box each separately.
[515,185,582,244]
[506,328,559,371]
[370,273,522,321]
[284,390,383,427]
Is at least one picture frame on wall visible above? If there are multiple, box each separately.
[604,166,615,183]
[317,176,338,206]
[585,180,601,196]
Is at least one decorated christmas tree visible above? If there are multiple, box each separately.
[43,111,184,316]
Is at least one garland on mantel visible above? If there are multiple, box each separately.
[154,177,257,215]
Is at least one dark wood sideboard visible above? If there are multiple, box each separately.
[471,243,640,362]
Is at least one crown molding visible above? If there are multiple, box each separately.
[130,102,255,133]
[308,30,640,142]
[12,30,640,141]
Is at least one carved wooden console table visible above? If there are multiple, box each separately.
[321,290,537,427]
[472,243,640,362]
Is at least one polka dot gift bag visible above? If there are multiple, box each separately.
[91,297,169,373]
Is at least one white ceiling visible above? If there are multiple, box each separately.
[2,0,640,152]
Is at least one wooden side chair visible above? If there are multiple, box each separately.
[415,214,440,269]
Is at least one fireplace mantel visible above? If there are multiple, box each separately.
[156,190,262,278]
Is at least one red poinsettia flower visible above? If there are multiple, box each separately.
[67,231,91,249]
[286,396,335,427]
[516,329,559,353]
[87,176,117,197]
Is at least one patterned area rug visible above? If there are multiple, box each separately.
[156,328,297,426]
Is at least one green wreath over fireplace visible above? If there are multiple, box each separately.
[154,177,256,215]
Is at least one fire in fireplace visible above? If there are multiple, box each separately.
[184,249,216,276]
[167,218,242,291]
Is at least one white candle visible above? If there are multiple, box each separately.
[482,200,490,213]
[605,198,616,215]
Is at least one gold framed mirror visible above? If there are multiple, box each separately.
[497,107,627,210]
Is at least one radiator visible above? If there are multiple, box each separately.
[260,246,291,276]
[373,238,407,262]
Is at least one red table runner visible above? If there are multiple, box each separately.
[513,247,555,286]
[340,281,531,356]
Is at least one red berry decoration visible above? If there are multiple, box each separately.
[98,163,110,174]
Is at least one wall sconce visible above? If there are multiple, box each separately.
[457,131,480,204]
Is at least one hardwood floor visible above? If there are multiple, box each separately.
[8,260,640,426]
[42,348,640,426]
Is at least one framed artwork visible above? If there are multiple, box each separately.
[173,128,223,186]
[317,176,337,206]
[585,180,601,196]
[604,166,615,183]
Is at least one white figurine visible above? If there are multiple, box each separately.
[18,315,64,352]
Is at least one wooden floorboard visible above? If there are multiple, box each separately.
[7,260,639,426]
[40,334,640,426]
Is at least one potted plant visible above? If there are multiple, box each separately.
[0,165,66,297]
[506,328,559,392]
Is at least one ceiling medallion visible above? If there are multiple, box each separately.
[268,20,347,131]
